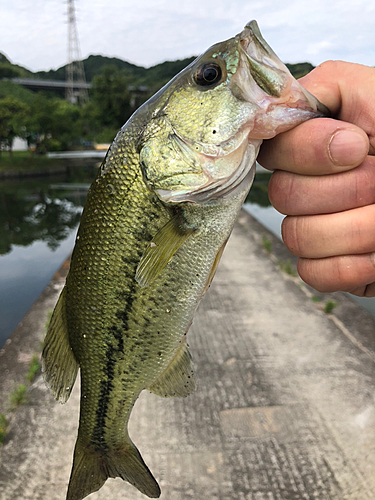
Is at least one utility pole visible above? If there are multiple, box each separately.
[66,0,88,105]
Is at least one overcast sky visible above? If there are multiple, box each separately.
[1,0,374,73]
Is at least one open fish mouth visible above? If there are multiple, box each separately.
[239,21,330,118]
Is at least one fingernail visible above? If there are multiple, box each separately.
[328,129,369,166]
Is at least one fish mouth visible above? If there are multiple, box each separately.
[238,20,330,118]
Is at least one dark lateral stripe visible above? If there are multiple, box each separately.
[91,341,116,449]
[91,280,138,447]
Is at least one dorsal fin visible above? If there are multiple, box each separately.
[148,342,196,398]
[42,288,79,403]
[136,213,196,288]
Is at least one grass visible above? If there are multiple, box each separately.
[0,414,8,444]
[261,234,272,253]
[26,355,40,382]
[324,300,337,314]
[311,296,322,303]
[0,150,61,172]
[10,384,28,408]
[0,311,51,439]
[278,259,297,277]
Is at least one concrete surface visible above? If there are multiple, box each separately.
[1,210,375,500]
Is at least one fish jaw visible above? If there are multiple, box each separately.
[231,20,330,139]
[240,20,329,118]
[139,21,329,206]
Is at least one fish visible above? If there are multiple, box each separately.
[42,20,328,500]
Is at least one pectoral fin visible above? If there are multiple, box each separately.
[42,288,79,403]
[148,342,196,398]
[136,213,196,288]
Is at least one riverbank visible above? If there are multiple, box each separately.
[1,209,375,499]
[0,151,60,171]
[0,150,103,179]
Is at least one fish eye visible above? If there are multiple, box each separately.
[194,63,222,87]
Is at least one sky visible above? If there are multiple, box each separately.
[1,0,375,73]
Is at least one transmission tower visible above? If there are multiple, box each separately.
[66,0,88,105]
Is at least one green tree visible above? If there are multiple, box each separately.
[76,100,102,143]
[0,96,30,155]
[91,66,133,131]
[25,96,80,153]
[0,63,20,79]
[286,62,315,79]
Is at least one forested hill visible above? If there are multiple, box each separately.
[0,53,197,89]
[0,51,314,87]
[0,52,34,79]
[35,55,144,82]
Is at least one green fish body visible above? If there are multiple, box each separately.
[42,21,328,500]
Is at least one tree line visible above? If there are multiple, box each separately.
[0,51,314,156]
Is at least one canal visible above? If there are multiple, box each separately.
[0,163,97,348]
[1,164,374,348]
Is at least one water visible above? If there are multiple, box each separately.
[1,166,374,348]
[0,165,96,348]
[0,233,77,346]
[243,203,284,239]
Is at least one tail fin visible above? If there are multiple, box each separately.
[66,438,161,500]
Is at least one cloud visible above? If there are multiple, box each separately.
[1,0,374,72]
[306,39,336,57]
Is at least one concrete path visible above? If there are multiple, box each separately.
[1,210,375,500]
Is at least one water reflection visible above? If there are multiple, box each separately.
[0,169,96,256]
[1,192,81,255]
[0,165,96,348]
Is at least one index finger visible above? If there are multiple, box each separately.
[258,60,375,175]
[300,61,375,147]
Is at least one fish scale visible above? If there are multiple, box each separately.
[66,135,233,448]
[42,20,329,500]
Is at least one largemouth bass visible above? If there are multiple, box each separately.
[42,20,328,500]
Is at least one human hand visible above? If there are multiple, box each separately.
[258,61,375,296]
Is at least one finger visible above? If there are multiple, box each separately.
[349,283,375,297]
[297,254,375,297]
[257,118,369,175]
[269,156,375,216]
[281,204,375,259]
[299,61,375,154]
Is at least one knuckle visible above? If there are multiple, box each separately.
[317,60,341,73]
[268,172,293,214]
[281,216,303,256]
[364,283,375,297]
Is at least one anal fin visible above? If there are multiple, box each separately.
[42,287,79,403]
[148,342,196,398]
